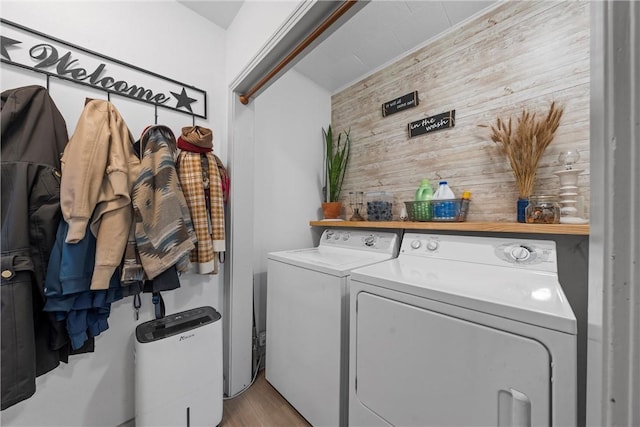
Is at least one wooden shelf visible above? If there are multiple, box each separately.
[309,220,589,235]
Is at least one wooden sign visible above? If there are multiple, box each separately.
[382,91,418,117]
[408,110,455,138]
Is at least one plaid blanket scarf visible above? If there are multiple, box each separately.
[177,150,226,274]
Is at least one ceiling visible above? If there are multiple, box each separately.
[179,0,496,93]
[178,1,243,30]
[295,1,496,92]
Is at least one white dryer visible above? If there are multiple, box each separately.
[266,229,399,427]
[349,233,577,427]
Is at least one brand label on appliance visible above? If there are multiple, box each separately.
[179,334,195,341]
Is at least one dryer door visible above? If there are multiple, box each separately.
[354,292,551,426]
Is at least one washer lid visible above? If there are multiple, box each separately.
[350,257,576,334]
[268,246,395,276]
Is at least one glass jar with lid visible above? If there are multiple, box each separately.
[525,195,561,224]
[365,191,393,221]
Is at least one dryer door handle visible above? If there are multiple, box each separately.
[498,388,532,427]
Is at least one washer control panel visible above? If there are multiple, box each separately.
[404,236,441,253]
[400,233,557,272]
[320,229,399,255]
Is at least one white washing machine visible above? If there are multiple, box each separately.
[266,228,399,427]
[349,233,577,427]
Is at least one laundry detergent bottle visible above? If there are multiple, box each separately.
[432,181,456,220]
[414,179,433,221]
[415,179,433,201]
[433,181,455,199]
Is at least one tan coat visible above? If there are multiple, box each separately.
[60,99,141,290]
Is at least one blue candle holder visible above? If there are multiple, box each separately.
[517,197,529,223]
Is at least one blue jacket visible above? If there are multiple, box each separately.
[44,220,123,350]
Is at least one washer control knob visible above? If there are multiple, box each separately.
[364,235,375,247]
[342,233,351,241]
[410,240,421,249]
[511,246,531,261]
[326,231,334,240]
[426,239,439,251]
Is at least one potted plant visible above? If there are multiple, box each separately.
[322,125,351,219]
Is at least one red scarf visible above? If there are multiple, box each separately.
[177,136,212,153]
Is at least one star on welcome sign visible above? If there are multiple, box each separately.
[1,36,21,61]
[171,87,197,113]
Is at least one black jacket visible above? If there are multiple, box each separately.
[1,85,71,409]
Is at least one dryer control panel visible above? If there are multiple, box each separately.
[400,233,557,272]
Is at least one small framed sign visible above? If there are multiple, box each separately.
[382,91,419,117]
[408,110,456,138]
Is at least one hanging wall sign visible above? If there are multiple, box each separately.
[382,91,418,117]
[408,110,455,138]
[0,19,207,119]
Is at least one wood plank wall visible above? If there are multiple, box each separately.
[331,1,590,223]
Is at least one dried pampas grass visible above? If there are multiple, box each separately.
[482,101,564,198]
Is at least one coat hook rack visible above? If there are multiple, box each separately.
[0,18,208,121]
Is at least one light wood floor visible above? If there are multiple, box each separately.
[221,370,311,427]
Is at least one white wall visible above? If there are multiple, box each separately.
[587,1,640,425]
[222,0,324,394]
[252,69,331,336]
[225,1,301,87]
[0,2,227,426]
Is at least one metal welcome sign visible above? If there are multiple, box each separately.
[0,19,207,119]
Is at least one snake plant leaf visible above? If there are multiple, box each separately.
[322,125,351,203]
